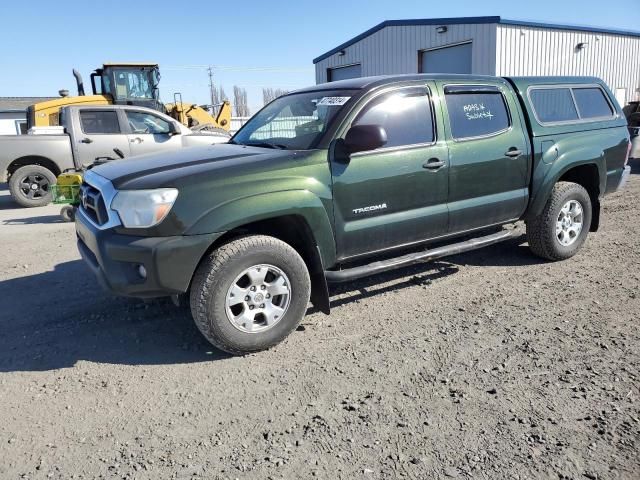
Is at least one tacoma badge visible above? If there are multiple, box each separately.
[353,203,387,214]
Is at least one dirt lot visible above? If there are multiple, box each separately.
[1,165,639,480]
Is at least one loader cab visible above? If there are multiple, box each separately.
[91,63,162,111]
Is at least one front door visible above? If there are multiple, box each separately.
[75,109,131,166]
[331,86,449,259]
[439,83,530,233]
[124,110,183,156]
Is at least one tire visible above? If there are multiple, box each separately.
[60,205,75,222]
[190,235,311,355]
[9,165,56,207]
[526,181,592,261]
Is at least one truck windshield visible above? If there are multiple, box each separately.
[231,90,356,150]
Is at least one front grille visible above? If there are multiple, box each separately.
[79,182,109,226]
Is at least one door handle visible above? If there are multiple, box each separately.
[81,138,93,144]
[505,148,522,157]
[130,137,144,144]
[423,158,445,170]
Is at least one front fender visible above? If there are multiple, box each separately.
[185,189,337,267]
[528,143,605,218]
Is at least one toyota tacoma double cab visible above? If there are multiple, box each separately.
[75,74,631,355]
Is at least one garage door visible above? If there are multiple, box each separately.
[420,43,472,74]
[327,64,362,82]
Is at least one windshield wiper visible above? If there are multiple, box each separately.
[243,142,287,150]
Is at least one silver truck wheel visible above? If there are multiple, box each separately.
[555,200,583,246]
[225,264,292,333]
[527,181,592,261]
[190,235,310,355]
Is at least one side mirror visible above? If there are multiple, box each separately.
[344,124,387,154]
[168,122,181,136]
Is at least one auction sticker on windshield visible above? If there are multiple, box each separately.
[317,97,351,106]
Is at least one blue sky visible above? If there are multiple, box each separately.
[0,0,638,113]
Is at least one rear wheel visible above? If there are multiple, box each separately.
[9,165,56,207]
[527,181,592,261]
[190,235,311,355]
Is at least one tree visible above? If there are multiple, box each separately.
[233,86,250,117]
[210,86,229,116]
[262,87,288,105]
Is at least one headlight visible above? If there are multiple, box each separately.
[111,188,178,228]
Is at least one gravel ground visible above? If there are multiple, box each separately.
[0,165,639,479]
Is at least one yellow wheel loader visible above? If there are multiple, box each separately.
[27,63,231,133]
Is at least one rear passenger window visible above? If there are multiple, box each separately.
[80,110,121,134]
[573,87,613,119]
[353,88,434,148]
[445,89,510,139]
[530,88,579,123]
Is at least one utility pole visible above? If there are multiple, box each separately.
[207,65,215,115]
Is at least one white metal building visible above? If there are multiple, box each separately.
[0,97,57,135]
[313,16,640,105]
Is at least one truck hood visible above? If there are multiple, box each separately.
[91,144,295,190]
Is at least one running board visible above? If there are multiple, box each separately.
[324,230,513,283]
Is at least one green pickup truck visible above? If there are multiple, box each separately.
[75,74,631,354]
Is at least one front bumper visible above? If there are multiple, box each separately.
[75,210,223,298]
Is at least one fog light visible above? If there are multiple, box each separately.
[137,264,147,279]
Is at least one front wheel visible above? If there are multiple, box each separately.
[526,181,592,261]
[9,165,57,207]
[190,235,311,355]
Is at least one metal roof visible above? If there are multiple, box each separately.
[0,97,58,112]
[313,16,640,64]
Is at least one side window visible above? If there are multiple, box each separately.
[80,110,121,134]
[445,89,510,139]
[573,87,613,119]
[529,88,579,123]
[352,89,434,148]
[125,111,171,134]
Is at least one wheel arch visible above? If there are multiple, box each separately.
[557,163,601,231]
[529,151,605,232]
[5,156,61,182]
[188,210,334,314]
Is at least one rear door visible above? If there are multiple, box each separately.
[331,84,449,259]
[74,109,131,166]
[124,110,183,156]
[439,82,530,232]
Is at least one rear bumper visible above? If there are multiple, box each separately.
[75,210,223,298]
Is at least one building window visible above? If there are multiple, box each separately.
[444,87,510,139]
[352,88,434,149]
[327,64,361,82]
[15,120,27,135]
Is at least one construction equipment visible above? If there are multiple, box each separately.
[27,63,231,133]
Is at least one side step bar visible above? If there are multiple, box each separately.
[324,230,513,283]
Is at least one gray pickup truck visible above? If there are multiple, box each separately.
[0,104,229,207]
